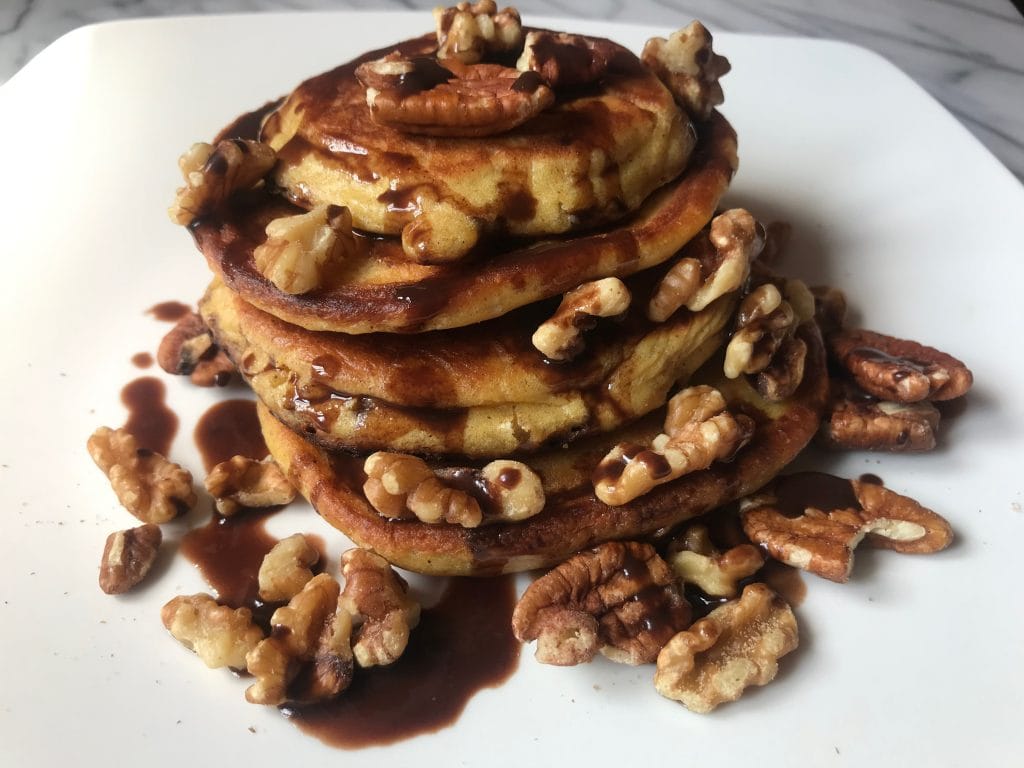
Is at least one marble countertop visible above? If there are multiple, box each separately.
[2,0,1021,181]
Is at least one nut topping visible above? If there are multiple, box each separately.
[87,427,196,524]
[647,209,759,322]
[740,472,954,582]
[98,524,162,595]
[593,385,754,506]
[819,381,940,452]
[828,328,973,403]
[361,56,553,138]
[245,573,354,705]
[156,311,235,387]
[642,21,731,121]
[257,533,320,602]
[532,277,631,361]
[204,455,296,517]
[161,593,264,669]
[667,524,764,598]
[400,198,481,264]
[363,452,546,527]
[434,1,523,64]
[511,541,691,666]
[253,204,358,294]
[723,282,798,379]
[168,139,276,225]
[754,335,808,402]
[654,583,798,713]
[340,549,421,668]
[516,30,616,87]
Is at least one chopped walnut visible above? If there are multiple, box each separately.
[204,455,295,517]
[339,549,421,668]
[434,0,523,64]
[654,583,798,713]
[533,277,631,361]
[667,523,764,598]
[157,311,235,387]
[98,523,162,595]
[361,56,553,139]
[246,573,354,705]
[512,541,691,666]
[253,204,357,294]
[258,533,320,602]
[87,427,196,524]
[363,452,545,527]
[740,473,954,582]
[754,335,808,402]
[828,328,973,404]
[811,284,848,335]
[641,21,731,121]
[593,385,754,506]
[156,311,211,374]
[161,593,263,669]
[516,31,616,87]
[400,199,481,264]
[168,138,276,225]
[723,282,798,379]
[647,209,759,322]
[819,381,940,452]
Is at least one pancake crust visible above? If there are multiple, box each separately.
[202,277,736,456]
[260,323,828,575]
[193,109,737,334]
[261,31,694,240]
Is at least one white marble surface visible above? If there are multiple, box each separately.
[2,0,1022,180]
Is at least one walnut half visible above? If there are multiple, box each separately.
[168,139,275,225]
[87,427,196,524]
[162,594,264,670]
[593,386,754,506]
[253,204,358,295]
[655,583,798,713]
[363,453,545,527]
[511,542,691,666]
[245,573,354,706]
[340,549,421,668]
[434,0,523,64]
[642,21,731,121]
[533,277,631,361]
[204,455,296,517]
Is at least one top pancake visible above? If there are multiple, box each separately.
[194,109,737,335]
[260,31,695,241]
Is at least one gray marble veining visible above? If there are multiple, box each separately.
[2,0,1021,180]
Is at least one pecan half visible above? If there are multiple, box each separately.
[828,328,973,403]
[512,541,691,666]
[819,381,940,452]
[740,472,954,582]
[360,56,553,138]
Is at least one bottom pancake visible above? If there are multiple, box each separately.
[260,323,828,575]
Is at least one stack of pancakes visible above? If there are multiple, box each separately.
[180,15,828,576]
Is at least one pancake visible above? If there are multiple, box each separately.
[259,322,828,575]
[260,31,694,245]
[201,275,736,456]
[193,108,737,335]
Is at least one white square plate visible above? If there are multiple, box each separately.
[1,11,1021,766]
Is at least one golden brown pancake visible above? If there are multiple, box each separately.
[201,274,736,456]
[193,109,736,334]
[260,31,694,241]
[259,323,828,575]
